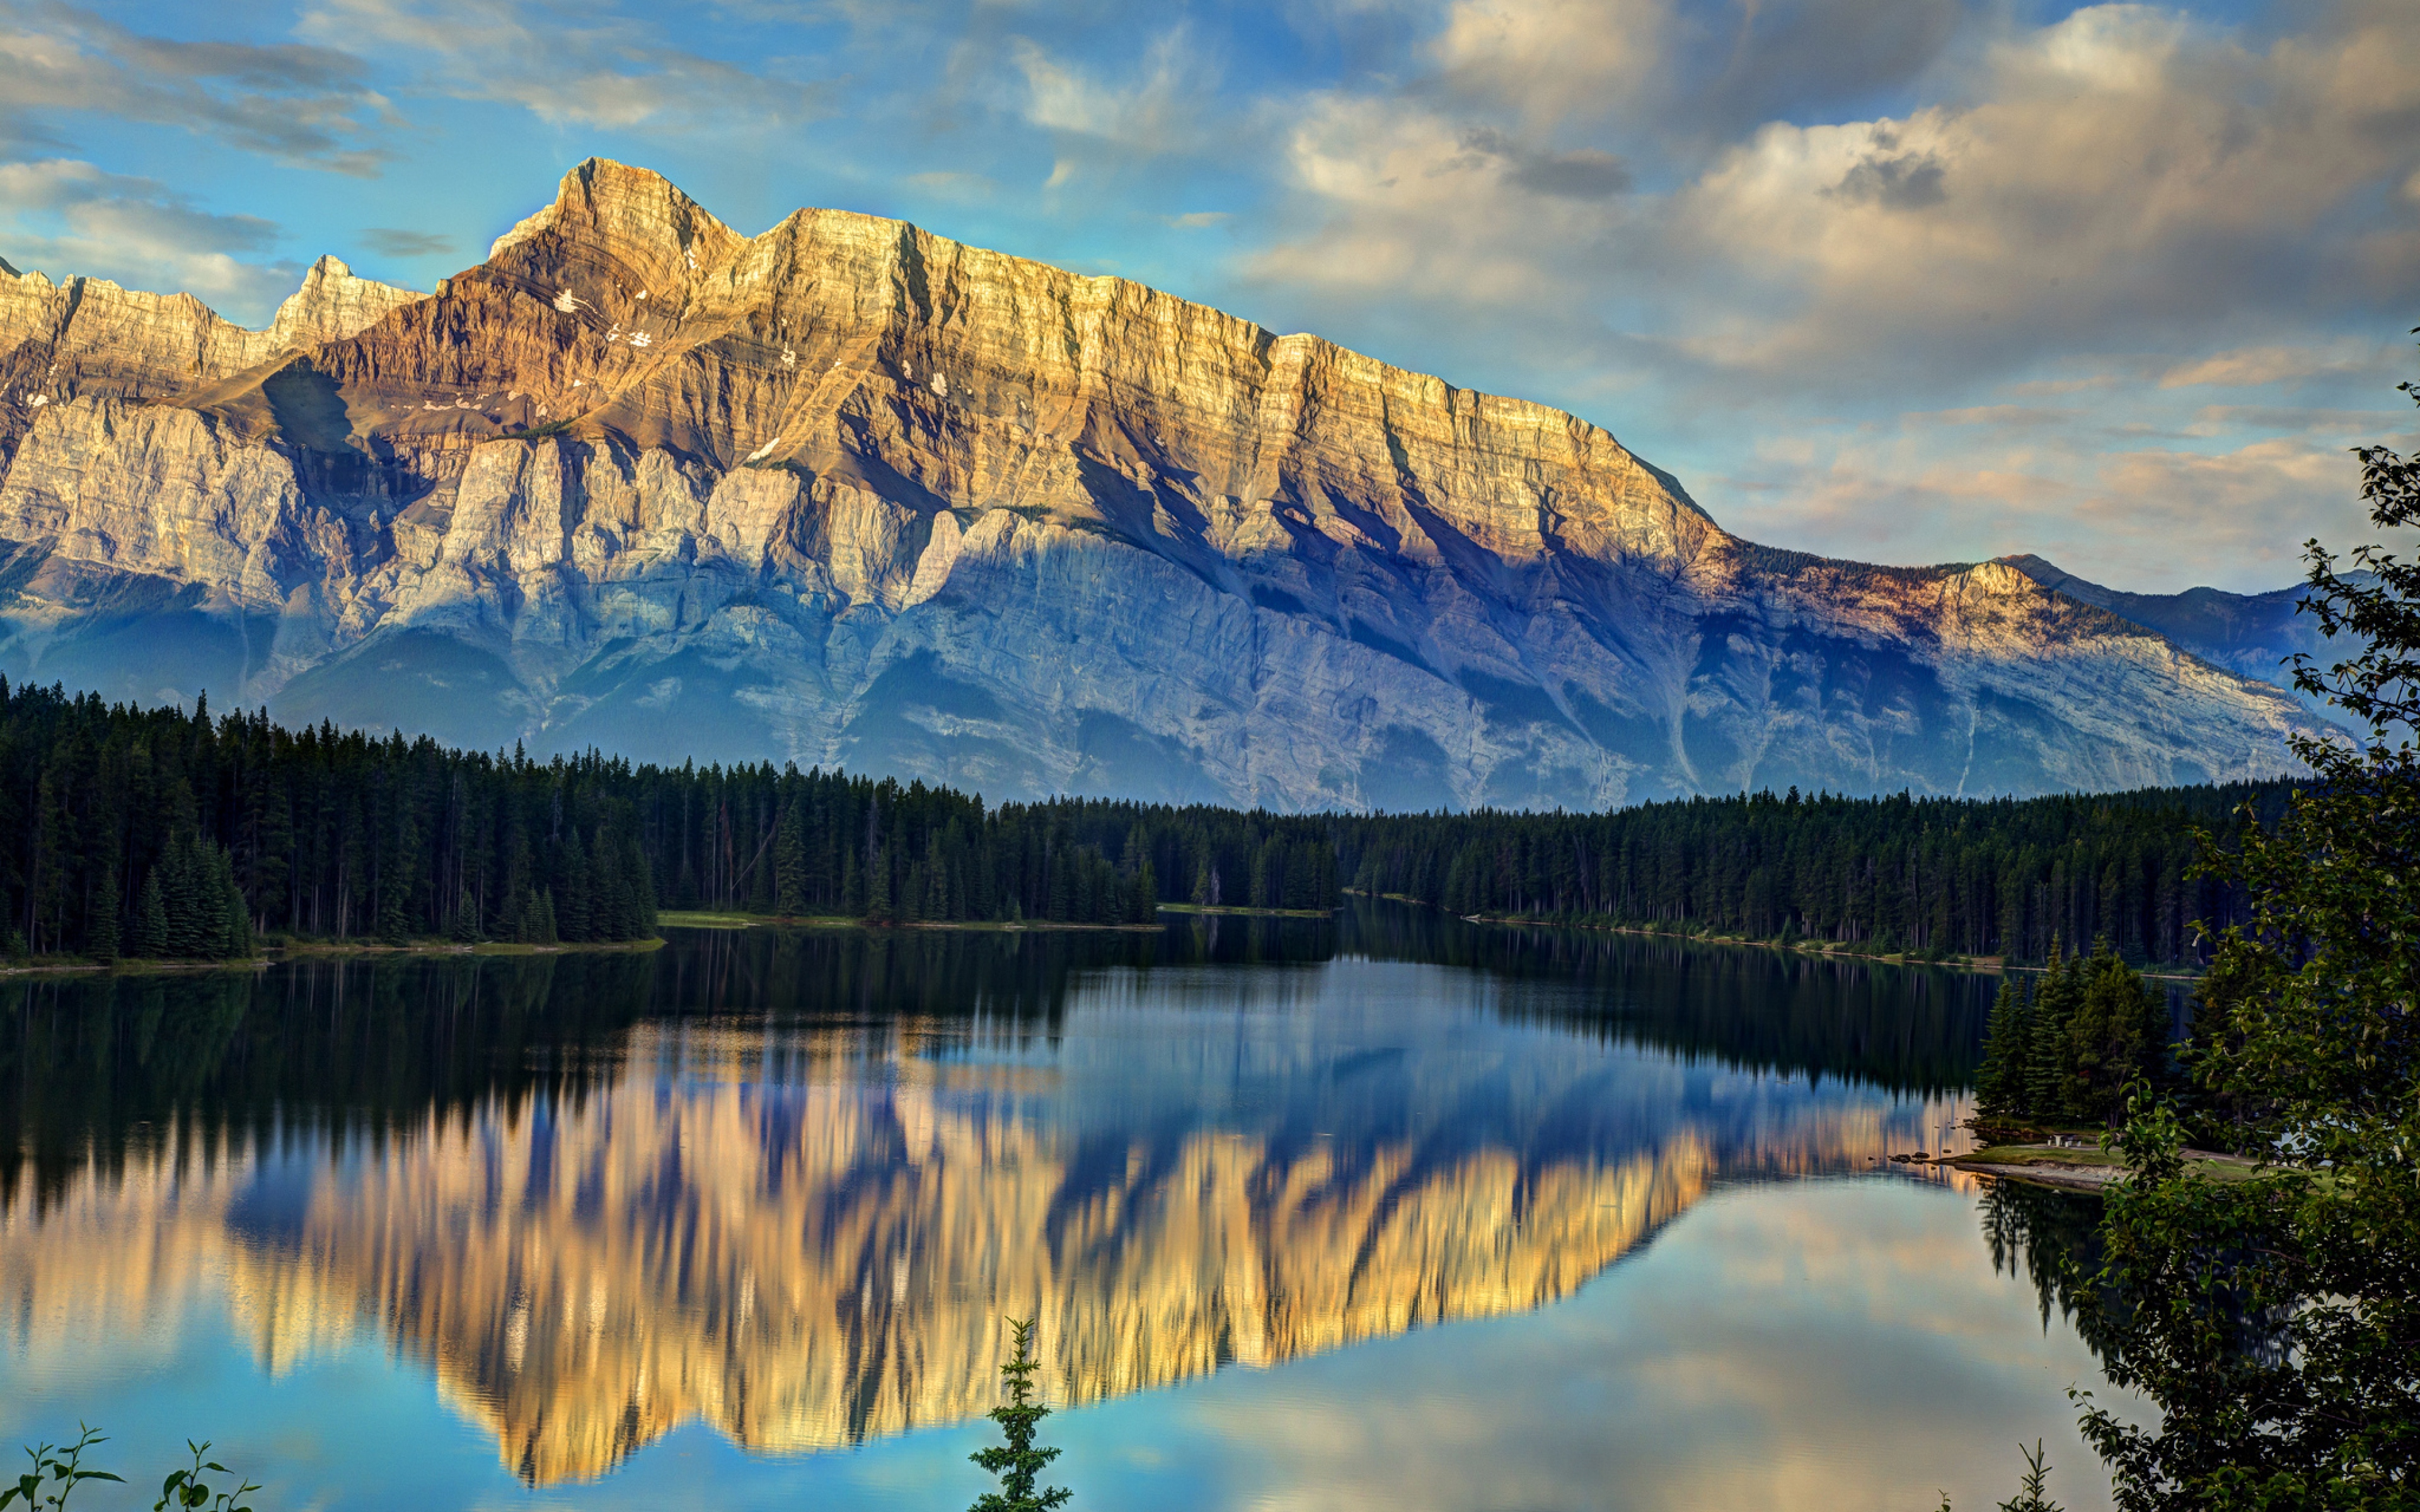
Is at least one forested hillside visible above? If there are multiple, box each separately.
[1334,784,2290,966]
[0,678,2284,966]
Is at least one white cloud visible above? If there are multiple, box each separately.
[296,0,834,132]
[1665,1,2420,386]
[1429,0,1666,126]
[0,158,299,320]
[2158,340,2396,390]
[1245,94,1637,308]
[1008,26,1219,173]
[1705,410,2404,592]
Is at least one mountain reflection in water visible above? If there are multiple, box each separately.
[0,907,1987,1487]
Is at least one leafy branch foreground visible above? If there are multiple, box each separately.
[3,1429,255,1512]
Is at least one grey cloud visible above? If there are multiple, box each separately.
[1828,150,1946,209]
[1678,0,1962,140]
[0,2,390,174]
[1459,128,1631,199]
[360,226,453,257]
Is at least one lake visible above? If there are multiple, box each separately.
[1,906,2129,1511]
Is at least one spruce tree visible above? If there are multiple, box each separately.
[2064,939,2167,1124]
[162,837,207,959]
[557,829,592,941]
[627,840,658,933]
[88,862,120,962]
[376,871,410,945]
[968,1317,1071,1512]
[1976,976,2035,1120]
[1130,854,1158,924]
[865,841,893,922]
[775,802,807,915]
[135,871,168,957]
[212,846,252,957]
[2025,937,2082,1121]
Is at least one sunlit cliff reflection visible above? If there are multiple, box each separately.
[0,929,1979,1486]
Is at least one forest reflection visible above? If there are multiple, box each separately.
[0,908,1989,1485]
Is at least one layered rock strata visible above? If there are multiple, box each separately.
[0,160,2310,806]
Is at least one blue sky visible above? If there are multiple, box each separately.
[3,0,2414,591]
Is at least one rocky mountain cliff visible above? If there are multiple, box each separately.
[0,159,2312,808]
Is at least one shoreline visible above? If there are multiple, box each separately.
[1932,1143,2265,1193]
[0,935,667,977]
[656,910,1163,934]
[1155,903,1335,919]
[1352,893,2208,982]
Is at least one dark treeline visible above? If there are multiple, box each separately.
[0,679,1336,956]
[1334,782,2296,966]
[1,678,2284,966]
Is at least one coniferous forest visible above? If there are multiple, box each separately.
[0,673,2285,965]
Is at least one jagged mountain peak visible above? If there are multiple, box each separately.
[267,254,423,350]
[0,161,2313,808]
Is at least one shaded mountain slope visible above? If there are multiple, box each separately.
[1999,553,2349,724]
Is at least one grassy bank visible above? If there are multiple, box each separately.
[0,934,666,976]
[655,910,1162,934]
[1155,903,1335,919]
[1942,1142,2265,1193]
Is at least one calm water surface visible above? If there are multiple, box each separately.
[1,907,2129,1511]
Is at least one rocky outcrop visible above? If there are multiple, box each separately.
[0,159,2312,806]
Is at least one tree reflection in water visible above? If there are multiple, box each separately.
[0,908,1997,1487]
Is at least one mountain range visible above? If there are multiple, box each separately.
[0,159,2317,810]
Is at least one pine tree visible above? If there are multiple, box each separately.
[88,862,120,962]
[774,801,807,915]
[865,840,894,922]
[2025,937,2082,1120]
[135,871,168,957]
[212,845,252,957]
[162,837,207,959]
[628,840,658,933]
[1129,854,1158,924]
[968,1317,1071,1512]
[2064,939,2167,1124]
[557,829,592,941]
[1976,976,2035,1120]
[376,872,410,945]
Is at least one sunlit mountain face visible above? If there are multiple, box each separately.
[0,160,2312,807]
[0,914,1982,1486]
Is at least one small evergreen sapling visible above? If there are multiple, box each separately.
[969,1317,1071,1512]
